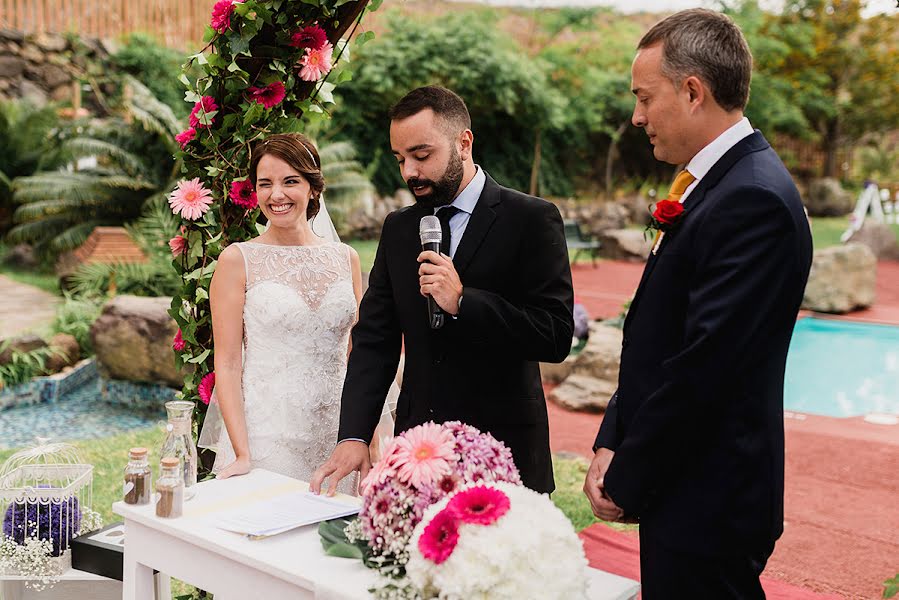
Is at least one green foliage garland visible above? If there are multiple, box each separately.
[169,0,375,435]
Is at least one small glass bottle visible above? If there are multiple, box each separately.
[155,457,184,518]
[159,400,198,500]
[123,447,152,505]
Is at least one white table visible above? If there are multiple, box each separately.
[113,469,639,600]
[0,568,120,600]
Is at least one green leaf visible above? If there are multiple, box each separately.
[230,36,251,56]
[324,542,364,559]
[188,349,211,364]
[179,73,191,86]
[243,102,265,127]
[884,574,899,599]
[195,287,209,302]
[233,1,250,16]
[316,82,336,105]
[355,31,375,47]
[184,91,201,103]
[369,0,383,10]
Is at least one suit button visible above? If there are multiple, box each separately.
[428,408,434,415]
[433,358,441,365]
[622,337,629,348]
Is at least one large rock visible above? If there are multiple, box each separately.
[571,322,623,381]
[90,295,183,387]
[0,56,26,78]
[36,63,70,88]
[0,334,47,364]
[806,178,854,217]
[802,243,877,313]
[549,375,617,412]
[45,333,80,374]
[540,354,577,384]
[846,222,899,260]
[599,229,653,262]
[2,244,37,269]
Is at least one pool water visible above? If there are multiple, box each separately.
[0,379,164,450]
[785,318,899,417]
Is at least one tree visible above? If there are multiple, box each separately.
[761,0,899,177]
[332,12,566,196]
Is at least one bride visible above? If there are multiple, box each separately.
[202,133,390,493]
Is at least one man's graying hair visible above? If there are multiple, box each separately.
[638,9,752,112]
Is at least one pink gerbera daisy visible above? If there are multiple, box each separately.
[189,96,218,129]
[247,81,286,109]
[418,508,459,565]
[168,234,188,257]
[298,41,333,82]
[175,127,196,149]
[210,0,237,33]
[446,485,510,526]
[392,422,456,488]
[229,179,258,209]
[198,371,215,405]
[289,25,327,50]
[168,178,214,221]
[172,329,186,352]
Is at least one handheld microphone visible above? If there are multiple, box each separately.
[419,215,444,329]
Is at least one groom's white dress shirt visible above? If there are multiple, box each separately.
[681,117,754,202]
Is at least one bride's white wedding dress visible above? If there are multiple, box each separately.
[205,241,359,493]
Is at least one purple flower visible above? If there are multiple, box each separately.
[2,492,81,556]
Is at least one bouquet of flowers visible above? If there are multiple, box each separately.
[406,482,589,599]
[323,422,521,591]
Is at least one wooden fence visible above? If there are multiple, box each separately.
[0,0,214,49]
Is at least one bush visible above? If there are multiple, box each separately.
[50,294,103,357]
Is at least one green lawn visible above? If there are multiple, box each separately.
[551,454,638,534]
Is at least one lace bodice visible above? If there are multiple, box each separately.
[211,241,357,492]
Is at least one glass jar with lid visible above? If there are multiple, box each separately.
[123,447,152,505]
[155,457,183,518]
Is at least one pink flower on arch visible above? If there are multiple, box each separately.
[247,81,286,109]
[175,127,196,149]
[289,25,327,51]
[446,485,510,526]
[392,422,456,488]
[418,508,459,565]
[168,178,214,221]
[298,41,333,82]
[189,96,218,129]
[210,0,238,33]
[172,329,186,352]
[199,372,216,406]
[229,179,258,209]
[168,234,188,257]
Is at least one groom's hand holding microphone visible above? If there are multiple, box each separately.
[418,214,462,320]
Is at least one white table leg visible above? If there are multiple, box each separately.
[0,580,24,600]
[122,554,155,600]
[154,573,171,600]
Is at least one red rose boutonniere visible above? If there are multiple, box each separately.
[645,199,688,255]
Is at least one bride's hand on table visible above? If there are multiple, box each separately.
[310,441,372,496]
[216,455,251,480]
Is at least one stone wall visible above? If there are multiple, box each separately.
[0,29,110,106]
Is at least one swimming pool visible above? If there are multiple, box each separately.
[784,317,899,418]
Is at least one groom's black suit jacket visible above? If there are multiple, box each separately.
[595,132,812,556]
[339,173,574,493]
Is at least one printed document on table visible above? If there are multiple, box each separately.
[211,491,360,537]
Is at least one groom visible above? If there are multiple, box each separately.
[583,9,812,599]
[312,86,574,495]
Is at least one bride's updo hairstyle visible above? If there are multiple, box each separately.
[249,133,325,220]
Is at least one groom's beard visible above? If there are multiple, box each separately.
[407,148,464,209]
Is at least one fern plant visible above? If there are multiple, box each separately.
[0,344,61,388]
[50,293,104,355]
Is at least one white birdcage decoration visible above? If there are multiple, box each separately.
[0,438,102,588]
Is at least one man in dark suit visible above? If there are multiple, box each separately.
[583,10,812,599]
[312,86,574,495]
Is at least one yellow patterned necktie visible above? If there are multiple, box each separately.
[652,169,696,254]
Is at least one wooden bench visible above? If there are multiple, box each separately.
[564,219,602,267]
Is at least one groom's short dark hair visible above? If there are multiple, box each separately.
[389,86,472,136]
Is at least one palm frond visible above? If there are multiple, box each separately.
[70,259,180,298]
[12,198,102,222]
[126,194,180,258]
[318,141,360,164]
[12,171,109,205]
[49,221,105,253]
[123,76,182,140]
[6,216,71,244]
[62,137,147,177]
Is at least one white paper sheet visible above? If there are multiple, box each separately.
[210,491,360,538]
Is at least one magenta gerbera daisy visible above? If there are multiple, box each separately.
[172,329,186,352]
[198,371,215,405]
[298,41,333,82]
[446,485,510,526]
[229,179,258,209]
[210,0,237,33]
[417,508,459,565]
[289,25,327,50]
[189,96,218,129]
[175,127,196,149]
[247,81,286,109]
[169,178,214,221]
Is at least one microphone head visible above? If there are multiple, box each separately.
[419,215,442,245]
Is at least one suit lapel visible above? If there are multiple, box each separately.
[451,174,501,277]
[623,131,770,332]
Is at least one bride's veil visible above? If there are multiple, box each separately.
[198,196,400,465]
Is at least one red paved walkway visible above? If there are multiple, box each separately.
[554,260,899,599]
